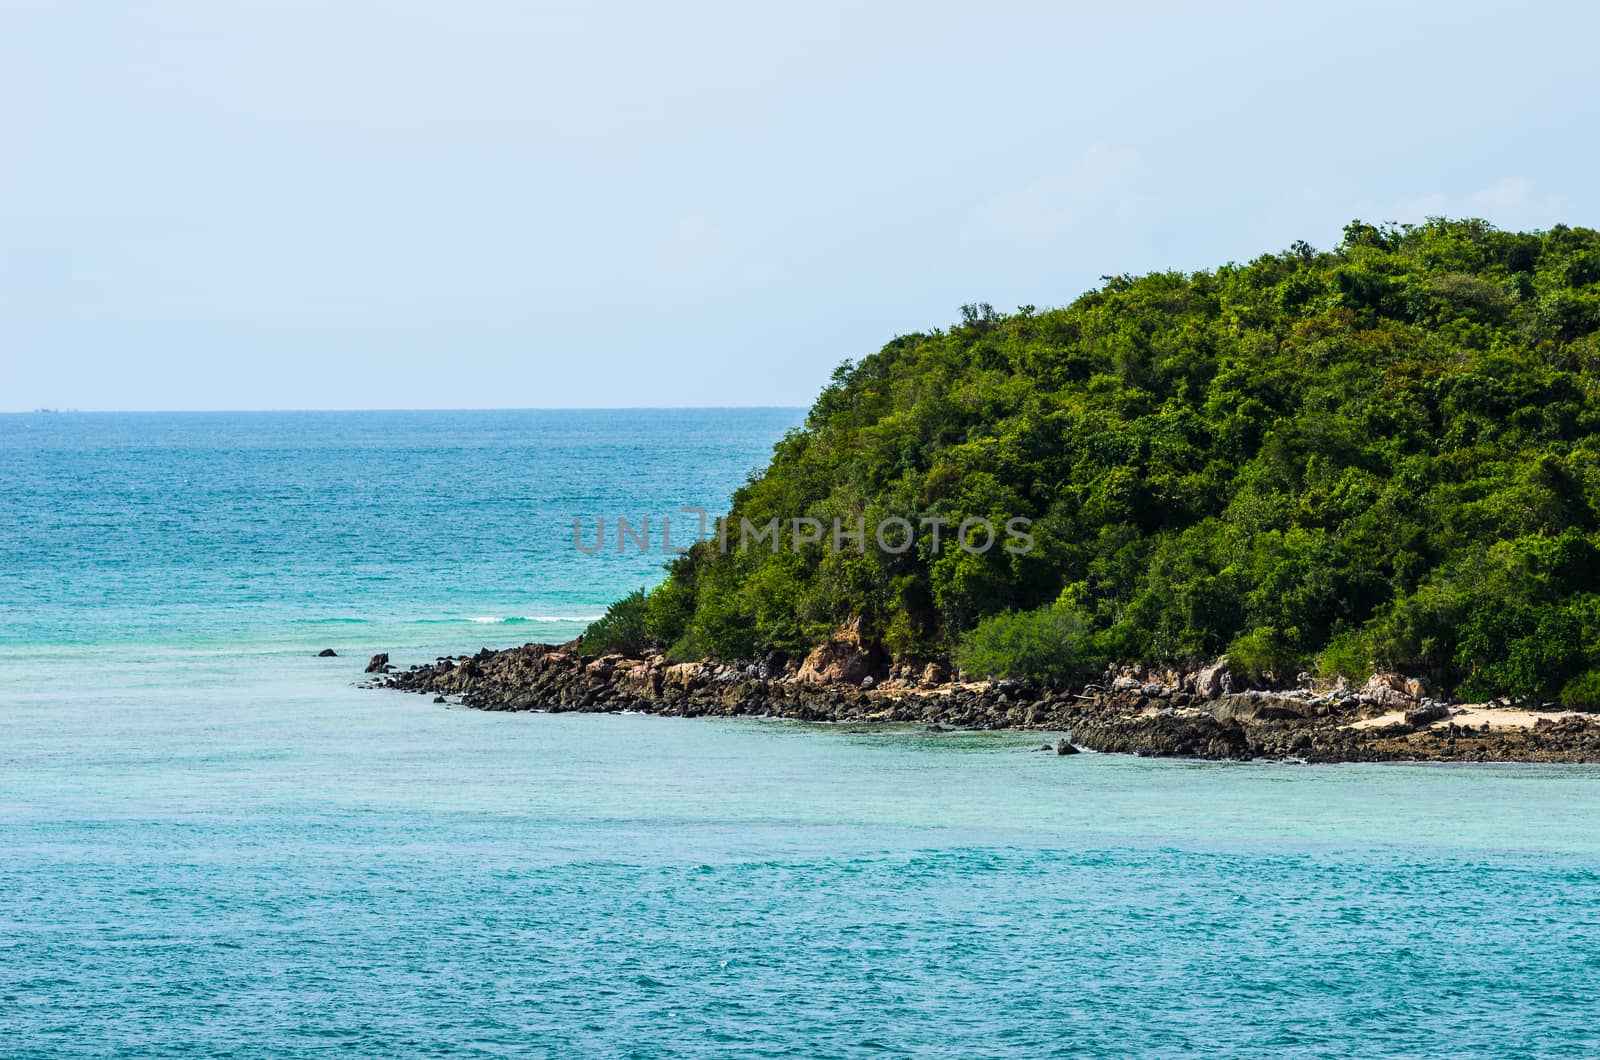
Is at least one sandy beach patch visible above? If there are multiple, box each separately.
[1346,706,1591,731]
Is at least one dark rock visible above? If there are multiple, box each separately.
[365,643,1600,764]
[317,648,338,657]
[365,652,391,674]
[432,695,446,703]
[1211,693,1312,724]
[1071,712,1251,760]
[1056,739,1079,755]
[1404,701,1449,727]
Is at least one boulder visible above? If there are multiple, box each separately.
[1359,672,1416,710]
[1056,739,1079,756]
[663,662,706,690]
[1193,657,1233,700]
[1209,692,1309,724]
[759,651,791,679]
[364,652,391,674]
[1404,701,1449,727]
[536,651,571,672]
[797,622,878,685]
[616,662,662,696]
[316,648,338,657]
[1365,671,1407,694]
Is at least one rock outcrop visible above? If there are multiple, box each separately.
[1192,657,1234,700]
[370,644,1600,764]
[1359,671,1417,711]
[796,621,879,685]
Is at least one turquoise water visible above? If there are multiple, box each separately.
[3,411,1599,1057]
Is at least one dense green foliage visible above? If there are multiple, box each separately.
[590,220,1600,703]
[952,600,1096,687]
[581,588,652,657]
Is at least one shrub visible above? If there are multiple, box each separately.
[1227,625,1303,683]
[1454,601,1590,704]
[642,565,697,647]
[1559,670,1600,711]
[1316,629,1374,684]
[954,602,1097,687]
[581,589,651,657]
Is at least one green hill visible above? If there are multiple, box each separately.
[587,219,1600,705]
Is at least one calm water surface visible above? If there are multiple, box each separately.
[2,411,1598,1057]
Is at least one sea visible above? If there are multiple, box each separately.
[2,409,1598,1058]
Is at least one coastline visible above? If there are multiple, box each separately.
[370,643,1600,764]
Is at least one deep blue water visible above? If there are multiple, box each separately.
[3,410,1599,1058]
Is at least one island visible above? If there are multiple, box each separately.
[377,219,1600,762]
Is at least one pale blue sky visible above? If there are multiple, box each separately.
[3,0,1596,411]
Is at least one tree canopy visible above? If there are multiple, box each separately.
[587,219,1600,705]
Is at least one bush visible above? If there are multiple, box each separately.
[581,589,651,656]
[1227,625,1303,683]
[1454,600,1591,704]
[954,602,1097,687]
[1316,629,1374,684]
[1559,670,1600,711]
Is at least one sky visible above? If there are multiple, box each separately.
[2,0,1597,412]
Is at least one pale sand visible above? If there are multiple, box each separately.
[1346,706,1590,731]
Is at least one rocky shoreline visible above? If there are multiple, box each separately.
[367,643,1600,764]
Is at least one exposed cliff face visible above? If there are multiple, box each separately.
[795,621,878,685]
[372,644,1600,764]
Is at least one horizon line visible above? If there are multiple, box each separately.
[2,405,809,415]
